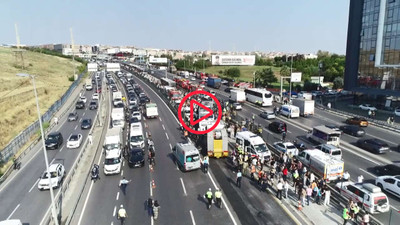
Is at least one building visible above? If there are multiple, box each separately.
[345,0,400,96]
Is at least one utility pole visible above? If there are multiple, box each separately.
[70,28,76,77]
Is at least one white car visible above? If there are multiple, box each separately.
[395,108,400,117]
[131,111,142,121]
[260,110,275,120]
[190,77,196,81]
[210,91,216,96]
[79,96,87,103]
[200,84,205,89]
[232,103,242,110]
[375,175,400,199]
[37,163,65,190]
[92,93,99,100]
[273,142,299,156]
[359,104,377,111]
[66,134,83,149]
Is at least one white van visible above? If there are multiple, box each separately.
[280,105,300,118]
[104,149,122,175]
[173,142,201,172]
[236,131,271,162]
[335,182,390,214]
[314,144,342,159]
[0,220,23,225]
[129,123,145,148]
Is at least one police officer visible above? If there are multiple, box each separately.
[118,205,127,224]
[215,188,222,208]
[205,188,213,209]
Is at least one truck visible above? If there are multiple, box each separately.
[113,91,123,107]
[103,127,123,154]
[145,103,158,119]
[111,108,124,128]
[235,131,271,163]
[207,77,222,89]
[168,89,182,103]
[203,121,229,158]
[229,89,246,103]
[292,98,315,117]
[85,79,93,91]
[296,150,344,181]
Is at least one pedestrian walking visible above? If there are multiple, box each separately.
[88,133,93,145]
[391,116,395,125]
[119,177,131,195]
[357,174,364,184]
[214,188,222,208]
[368,110,372,118]
[327,102,331,109]
[301,187,306,207]
[118,205,127,225]
[276,179,283,200]
[387,116,392,125]
[324,186,331,206]
[281,131,287,142]
[284,180,289,198]
[315,186,321,204]
[153,200,160,219]
[54,117,58,125]
[236,170,242,188]
[147,198,153,216]
[343,170,350,181]
[342,207,350,225]
[306,186,312,205]
[205,188,213,209]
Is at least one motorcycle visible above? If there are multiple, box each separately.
[13,159,21,170]
[91,164,100,182]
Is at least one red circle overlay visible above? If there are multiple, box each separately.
[177,90,222,135]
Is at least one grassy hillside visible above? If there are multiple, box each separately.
[0,47,80,149]
[203,65,282,82]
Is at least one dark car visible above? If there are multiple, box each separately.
[114,102,124,108]
[356,138,389,154]
[75,101,85,109]
[346,117,368,127]
[325,124,341,131]
[67,112,78,121]
[128,148,145,168]
[339,125,365,137]
[111,86,118,92]
[45,132,63,150]
[130,105,140,112]
[81,119,92,129]
[375,163,400,176]
[139,96,150,105]
[89,101,98,110]
[130,117,140,124]
[268,121,287,133]
[224,88,232,93]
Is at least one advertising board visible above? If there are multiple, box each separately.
[88,63,98,72]
[211,55,255,66]
[106,63,121,72]
[149,56,168,64]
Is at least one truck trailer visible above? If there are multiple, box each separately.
[292,98,315,117]
[207,77,222,89]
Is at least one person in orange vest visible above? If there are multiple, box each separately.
[250,164,256,181]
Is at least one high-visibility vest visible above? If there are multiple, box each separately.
[215,191,222,198]
[206,191,213,199]
[352,205,360,214]
[343,208,350,219]
[118,208,127,218]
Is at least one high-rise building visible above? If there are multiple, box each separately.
[345,0,400,96]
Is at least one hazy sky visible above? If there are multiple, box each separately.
[0,0,349,54]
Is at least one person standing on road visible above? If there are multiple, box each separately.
[281,131,287,142]
[153,200,160,220]
[283,180,289,199]
[368,110,372,118]
[357,174,364,184]
[203,156,209,173]
[119,177,131,195]
[306,185,312,206]
[205,188,213,209]
[88,133,93,145]
[147,198,153,216]
[342,207,350,225]
[118,205,127,225]
[214,188,222,208]
[54,117,58,125]
[276,179,283,200]
[236,170,242,188]
[343,171,350,181]
[323,186,331,206]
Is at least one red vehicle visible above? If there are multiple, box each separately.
[169,90,182,101]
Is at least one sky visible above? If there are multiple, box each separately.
[0,0,350,54]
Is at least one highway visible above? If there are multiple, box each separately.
[150,69,400,224]
[0,75,99,224]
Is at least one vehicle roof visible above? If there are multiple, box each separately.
[106,149,121,158]
[302,149,343,163]
[106,127,121,137]
[130,148,143,153]
[48,132,61,136]
[236,131,265,145]
[176,142,199,154]
[47,163,62,172]
[246,88,271,93]
[313,125,341,134]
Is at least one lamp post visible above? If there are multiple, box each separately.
[253,71,256,88]
[318,62,323,91]
[16,73,59,225]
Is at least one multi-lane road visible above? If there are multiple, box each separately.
[0,79,99,224]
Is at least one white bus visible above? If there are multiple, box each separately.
[160,78,176,87]
[244,88,273,106]
[307,125,341,146]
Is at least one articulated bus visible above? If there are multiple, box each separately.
[244,88,273,106]
[160,78,176,87]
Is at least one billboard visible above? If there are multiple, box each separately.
[211,55,255,66]
[290,72,302,82]
[149,56,168,64]
[106,63,120,72]
[88,63,98,72]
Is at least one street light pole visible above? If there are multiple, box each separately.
[253,71,256,88]
[17,73,59,225]
[289,55,293,102]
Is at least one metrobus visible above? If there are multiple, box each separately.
[160,78,176,87]
[307,125,341,146]
[244,88,273,106]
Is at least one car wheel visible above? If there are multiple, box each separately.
[377,183,383,189]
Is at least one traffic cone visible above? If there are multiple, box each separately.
[149,164,154,172]
[298,200,302,211]
[152,180,156,189]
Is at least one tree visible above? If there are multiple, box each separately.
[255,68,277,87]
[280,65,290,77]
[224,67,241,79]
[333,77,344,89]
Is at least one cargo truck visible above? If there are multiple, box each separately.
[292,98,315,117]
[113,91,123,107]
[103,127,123,154]
[296,149,344,181]
[229,89,246,103]
[207,77,222,89]
[145,103,158,119]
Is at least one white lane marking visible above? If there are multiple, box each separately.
[50,158,55,165]
[165,133,169,140]
[180,178,187,196]
[359,168,377,178]
[83,112,86,116]
[150,181,153,197]
[113,206,116,217]
[145,132,148,138]
[159,117,162,122]
[207,172,237,225]
[116,192,120,201]
[162,124,166,130]
[74,125,78,130]
[189,210,196,225]
[143,117,146,121]
[111,222,114,225]
[121,170,124,177]
[79,118,82,122]
[122,161,125,167]
[59,146,64,152]
[287,130,292,134]
[7,204,20,220]
[28,179,40,193]
[169,143,172,151]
